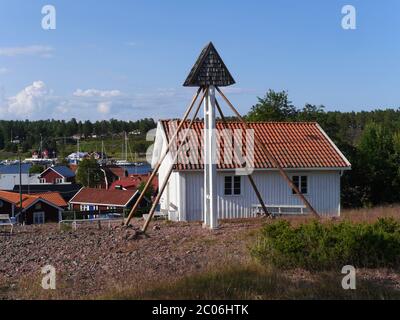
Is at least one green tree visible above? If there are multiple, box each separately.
[76,157,103,188]
[356,122,398,205]
[82,120,93,138]
[29,164,45,174]
[138,181,155,199]
[297,104,325,122]
[247,90,298,121]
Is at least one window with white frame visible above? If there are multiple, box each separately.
[39,178,46,184]
[224,176,241,196]
[55,178,63,184]
[292,175,308,194]
[80,205,90,211]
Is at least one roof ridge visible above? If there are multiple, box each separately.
[160,119,319,125]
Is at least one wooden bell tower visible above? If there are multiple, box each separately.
[124,42,319,233]
[183,42,236,229]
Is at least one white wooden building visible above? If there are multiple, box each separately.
[151,120,351,221]
[0,164,40,191]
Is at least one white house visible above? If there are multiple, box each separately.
[151,120,351,221]
[0,164,40,191]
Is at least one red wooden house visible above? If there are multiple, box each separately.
[38,166,76,184]
[0,191,67,224]
[69,188,148,213]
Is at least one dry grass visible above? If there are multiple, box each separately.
[100,263,400,300]
[342,205,400,223]
[99,207,400,300]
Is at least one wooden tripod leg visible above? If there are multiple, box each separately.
[142,165,173,232]
[142,87,208,233]
[215,99,270,217]
[125,88,204,226]
[216,87,320,218]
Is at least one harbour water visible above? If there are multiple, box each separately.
[123,163,152,175]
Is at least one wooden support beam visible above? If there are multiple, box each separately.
[141,88,208,232]
[216,87,320,218]
[215,98,270,217]
[125,88,204,226]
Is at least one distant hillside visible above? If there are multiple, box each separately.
[0,118,156,161]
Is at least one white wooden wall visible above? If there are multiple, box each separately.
[153,122,342,222]
[177,170,342,221]
[0,173,40,190]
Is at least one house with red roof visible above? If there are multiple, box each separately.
[0,191,67,224]
[69,188,149,214]
[152,120,352,221]
[100,166,128,189]
[38,165,76,184]
[110,173,158,194]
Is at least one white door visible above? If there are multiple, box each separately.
[33,212,45,224]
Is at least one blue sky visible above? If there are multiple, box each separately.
[0,0,399,121]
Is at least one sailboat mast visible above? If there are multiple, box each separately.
[125,132,128,161]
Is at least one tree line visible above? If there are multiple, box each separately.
[245,90,400,209]
[0,118,156,153]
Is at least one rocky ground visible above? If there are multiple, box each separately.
[0,218,262,299]
[1,215,400,300]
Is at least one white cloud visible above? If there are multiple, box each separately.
[0,67,8,75]
[0,45,54,58]
[5,81,49,116]
[73,89,122,98]
[0,82,197,121]
[97,101,111,114]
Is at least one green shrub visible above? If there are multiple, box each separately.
[251,218,400,270]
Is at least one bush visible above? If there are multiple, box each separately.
[251,218,400,270]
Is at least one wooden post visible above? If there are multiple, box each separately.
[216,87,320,218]
[142,88,208,233]
[203,86,218,229]
[215,99,270,217]
[125,88,204,226]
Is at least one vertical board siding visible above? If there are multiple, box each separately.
[185,171,204,221]
[182,170,341,221]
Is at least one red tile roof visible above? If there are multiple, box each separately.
[0,191,67,209]
[161,121,351,170]
[69,188,137,207]
[110,174,158,192]
[0,191,21,204]
[33,192,68,207]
